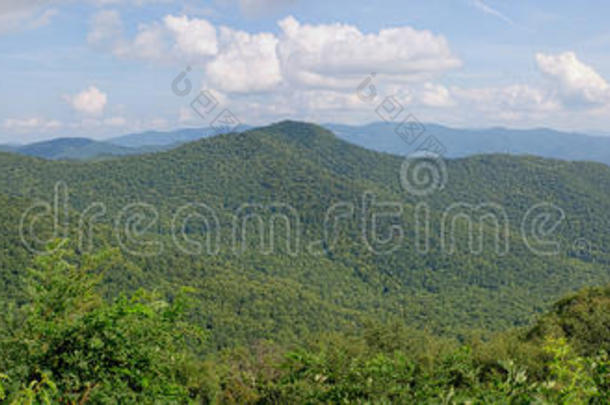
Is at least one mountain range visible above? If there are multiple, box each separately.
[4,122,610,165]
[0,126,248,160]
[1,121,610,349]
[327,122,610,164]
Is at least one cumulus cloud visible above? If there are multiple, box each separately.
[536,51,610,106]
[452,84,558,112]
[89,11,218,61]
[418,83,454,107]
[164,15,217,57]
[82,12,610,129]
[88,10,169,59]
[89,13,460,95]
[65,86,108,115]
[277,16,461,90]
[205,27,281,93]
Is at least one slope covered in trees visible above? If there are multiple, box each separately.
[2,246,610,403]
[0,121,609,348]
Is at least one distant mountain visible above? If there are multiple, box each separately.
[326,122,610,165]
[108,125,250,148]
[0,144,16,153]
[10,122,610,163]
[2,126,251,161]
[9,137,146,160]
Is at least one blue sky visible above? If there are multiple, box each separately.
[1,0,610,143]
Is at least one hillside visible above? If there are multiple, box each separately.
[1,121,610,347]
[4,243,610,403]
[0,144,16,153]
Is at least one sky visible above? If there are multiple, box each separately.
[1,0,610,143]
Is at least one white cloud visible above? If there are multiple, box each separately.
[276,16,461,90]
[89,12,216,61]
[89,10,170,60]
[149,117,169,128]
[27,8,58,29]
[205,27,281,93]
[103,116,127,126]
[164,15,217,57]
[89,13,460,96]
[65,86,108,115]
[536,51,610,106]
[0,2,60,34]
[130,23,169,59]
[178,106,196,124]
[469,0,514,25]
[418,83,454,107]
[87,9,123,48]
[0,0,174,35]
[3,117,63,132]
[452,84,558,113]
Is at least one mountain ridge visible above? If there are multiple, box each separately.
[1,121,610,346]
[5,121,610,164]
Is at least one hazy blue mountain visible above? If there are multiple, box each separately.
[12,137,143,160]
[325,122,610,165]
[108,125,250,148]
[0,144,16,153]
[3,126,251,161]
[9,122,610,163]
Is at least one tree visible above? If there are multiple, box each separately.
[0,241,206,404]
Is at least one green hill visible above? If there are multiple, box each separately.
[1,121,610,348]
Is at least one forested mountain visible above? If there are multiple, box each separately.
[107,126,250,148]
[4,244,610,403]
[5,137,158,160]
[0,121,609,348]
[3,121,610,401]
[327,122,610,164]
[7,122,610,163]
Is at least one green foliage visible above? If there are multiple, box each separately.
[0,244,206,403]
[1,244,610,402]
[2,122,610,347]
[198,324,610,404]
[539,337,598,403]
[3,122,610,401]
[528,285,610,356]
